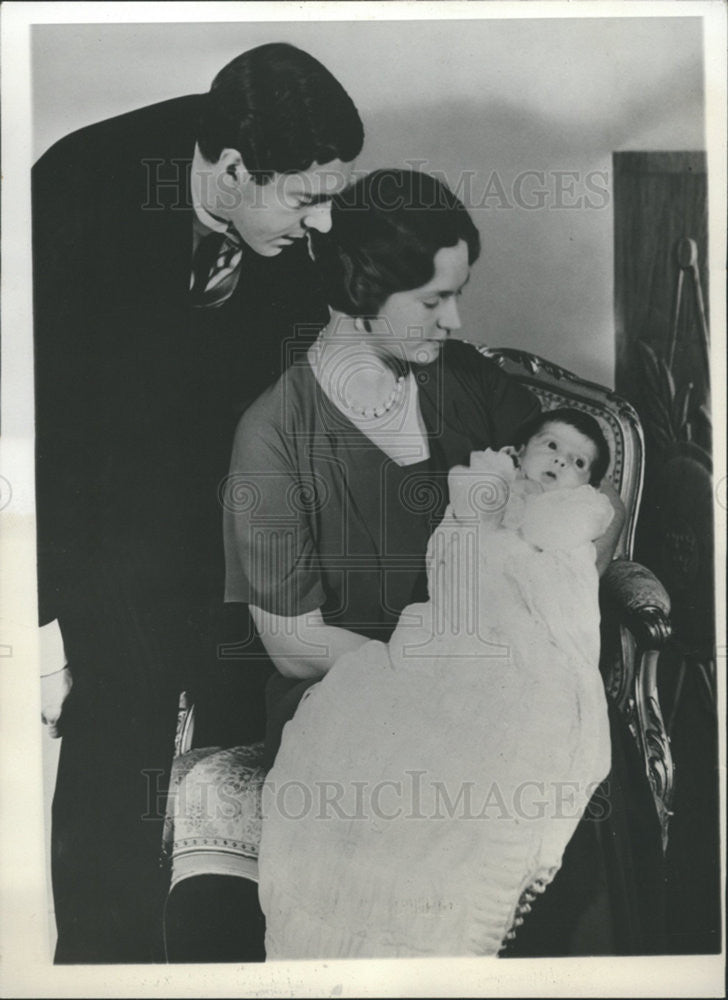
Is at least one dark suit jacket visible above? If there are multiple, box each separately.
[33,96,328,708]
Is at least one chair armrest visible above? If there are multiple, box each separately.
[601,559,672,648]
[600,559,674,851]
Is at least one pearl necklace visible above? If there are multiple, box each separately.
[343,374,405,419]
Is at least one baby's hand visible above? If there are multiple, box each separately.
[498,445,521,466]
[469,447,518,481]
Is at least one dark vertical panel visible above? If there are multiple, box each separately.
[613,151,719,954]
[613,151,708,413]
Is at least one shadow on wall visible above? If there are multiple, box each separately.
[356,89,702,389]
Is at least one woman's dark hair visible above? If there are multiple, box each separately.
[310,169,481,316]
[197,43,364,181]
[514,407,611,486]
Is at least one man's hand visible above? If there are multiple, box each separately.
[41,665,73,738]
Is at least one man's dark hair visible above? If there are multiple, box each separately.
[311,168,481,316]
[196,42,364,181]
[514,407,611,486]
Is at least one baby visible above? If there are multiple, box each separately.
[426,408,613,658]
[512,406,610,491]
[259,409,615,960]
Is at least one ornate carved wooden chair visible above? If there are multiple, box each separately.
[161,345,674,948]
[483,348,674,847]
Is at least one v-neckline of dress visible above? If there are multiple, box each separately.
[304,353,432,469]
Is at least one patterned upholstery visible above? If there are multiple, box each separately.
[162,744,266,887]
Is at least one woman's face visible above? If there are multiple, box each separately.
[373,239,470,366]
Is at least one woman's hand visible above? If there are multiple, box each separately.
[594,479,626,575]
[41,665,73,739]
[249,605,369,681]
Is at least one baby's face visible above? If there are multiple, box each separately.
[518,422,596,491]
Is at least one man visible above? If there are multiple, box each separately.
[33,42,363,963]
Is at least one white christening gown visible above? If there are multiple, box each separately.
[258,450,614,959]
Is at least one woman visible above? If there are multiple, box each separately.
[257,410,618,958]
[223,168,583,763]
[168,169,662,959]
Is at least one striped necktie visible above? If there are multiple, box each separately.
[189,225,244,309]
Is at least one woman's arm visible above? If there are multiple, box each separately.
[594,479,626,576]
[249,604,369,681]
[226,408,369,682]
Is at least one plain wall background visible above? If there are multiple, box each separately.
[32,17,705,389]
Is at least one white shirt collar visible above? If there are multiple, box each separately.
[190,143,229,234]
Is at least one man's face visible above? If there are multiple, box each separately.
[214,157,354,257]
